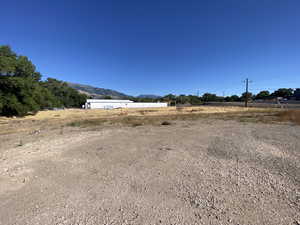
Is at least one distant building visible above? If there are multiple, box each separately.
[84,99,168,109]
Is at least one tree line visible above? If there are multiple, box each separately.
[1,45,299,116]
[0,45,87,116]
[130,88,300,106]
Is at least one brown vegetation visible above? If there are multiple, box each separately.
[278,110,300,125]
[2,107,300,136]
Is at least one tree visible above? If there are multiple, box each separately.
[271,88,294,99]
[0,45,17,75]
[0,45,88,116]
[187,95,202,105]
[42,78,87,108]
[0,77,41,116]
[0,45,41,81]
[224,95,240,102]
[162,94,176,101]
[0,92,3,114]
[241,92,253,101]
[202,93,219,102]
[160,94,177,105]
[255,90,270,100]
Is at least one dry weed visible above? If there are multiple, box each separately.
[278,110,300,125]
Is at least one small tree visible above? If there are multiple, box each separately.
[255,90,270,100]
[202,93,218,102]
[241,92,253,101]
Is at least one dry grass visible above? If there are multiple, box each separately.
[278,110,300,125]
[0,106,277,122]
[0,106,290,134]
[66,109,283,128]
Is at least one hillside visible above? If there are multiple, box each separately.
[137,94,162,99]
[67,82,129,99]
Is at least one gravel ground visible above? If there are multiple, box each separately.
[0,119,299,225]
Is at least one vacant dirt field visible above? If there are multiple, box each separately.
[0,107,299,225]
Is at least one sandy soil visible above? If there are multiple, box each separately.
[0,113,299,224]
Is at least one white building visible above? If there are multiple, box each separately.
[84,99,167,109]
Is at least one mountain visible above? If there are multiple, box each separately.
[137,94,162,99]
[67,82,129,99]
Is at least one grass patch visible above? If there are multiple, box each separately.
[66,109,296,129]
[68,119,107,127]
[278,110,300,125]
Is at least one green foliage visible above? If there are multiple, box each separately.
[0,45,87,117]
[0,77,40,116]
[255,90,270,100]
[15,56,36,78]
[0,45,40,81]
[185,95,202,105]
[0,93,4,114]
[0,45,17,75]
[224,95,240,102]
[271,88,293,98]
[1,45,299,116]
[42,78,87,108]
[202,93,219,102]
[241,92,253,101]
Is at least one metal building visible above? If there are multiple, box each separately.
[84,99,167,109]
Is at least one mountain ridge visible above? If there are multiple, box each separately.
[67,82,129,99]
[68,82,162,99]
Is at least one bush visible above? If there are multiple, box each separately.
[161,121,171,125]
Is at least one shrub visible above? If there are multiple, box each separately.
[161,121,171,125]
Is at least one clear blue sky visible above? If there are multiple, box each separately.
[1,0,300,96]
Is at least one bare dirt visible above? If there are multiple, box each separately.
[0,111,300,224]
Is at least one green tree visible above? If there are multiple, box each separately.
[0,93,3,114]
[160,94,177,106]
[175,95,187,104]
[42,78,87,108]
[0,45,17,75]
[271,88,294,98]
[0,45,87,116]
[162,94,176,101]
[202,93,219,102]
[224,95,240,102]
[0,77,40,116]
[255,90,270,100]
[241,92,253,101]
[0,46,41,80]
[187,95,202,105]
[15,56,36,78]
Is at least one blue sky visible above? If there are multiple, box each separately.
[1,0,300,96]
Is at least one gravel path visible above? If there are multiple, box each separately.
[0,119,299,225]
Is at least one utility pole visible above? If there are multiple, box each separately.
[244,78,252,107]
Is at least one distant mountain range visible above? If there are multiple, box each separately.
[67,82,129,99]
[67,82,161,99]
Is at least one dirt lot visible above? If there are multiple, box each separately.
[0,107,299,225]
